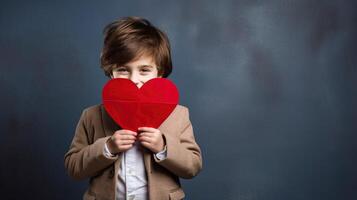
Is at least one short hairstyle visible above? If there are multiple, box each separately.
[100,16,173,78]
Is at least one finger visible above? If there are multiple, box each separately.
[112,134,136,142]
[140,141,151,147]
[119,144,133,151]
[138,127,157,132]
[115,139,136,144]
[118,134,137,140]
[138,136,152,143]
[116,139,135,146]
[115,132,136,138]
[138,132,153,138]
[116,129,138,136]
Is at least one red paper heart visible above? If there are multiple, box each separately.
[102,78,179,132]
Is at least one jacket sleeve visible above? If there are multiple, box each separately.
[153,107,203,179]
[64,109,118,180]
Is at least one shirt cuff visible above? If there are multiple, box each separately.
[103,142,117,158]
[154,145,167,160]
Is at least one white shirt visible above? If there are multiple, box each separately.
[103,140,167,200]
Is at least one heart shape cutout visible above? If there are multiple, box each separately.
[102,78,179,132]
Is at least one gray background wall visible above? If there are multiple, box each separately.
[1,0,356,199]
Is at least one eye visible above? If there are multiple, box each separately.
[116,67,128,72]
[141,67,152,72]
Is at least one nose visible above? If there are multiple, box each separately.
[129,73,142,88]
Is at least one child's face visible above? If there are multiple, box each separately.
[111,54,161,88]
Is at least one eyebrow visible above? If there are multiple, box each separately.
[121,65,154,68]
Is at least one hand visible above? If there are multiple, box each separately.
[137,127,165,154]
[106,129,137,154]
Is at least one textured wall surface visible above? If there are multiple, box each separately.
[1,0,356,199]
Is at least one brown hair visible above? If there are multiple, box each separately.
[100,16,173,78]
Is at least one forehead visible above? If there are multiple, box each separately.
[123,54,157,68]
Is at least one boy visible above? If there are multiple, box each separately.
[64,16,202,200]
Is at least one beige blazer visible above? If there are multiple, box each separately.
[64,104,202,200]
